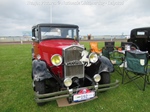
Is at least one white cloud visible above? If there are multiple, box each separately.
[0,0,150,36]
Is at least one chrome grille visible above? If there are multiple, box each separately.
[63,45,84,79]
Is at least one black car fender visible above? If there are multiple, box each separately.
[98,56,114,74]
[32,60,53,81]
[84,55,114,77]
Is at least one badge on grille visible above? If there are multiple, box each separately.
[73,47,76,50]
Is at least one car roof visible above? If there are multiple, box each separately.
[32,23,79,29]
[131,27,150,32]
[130,27,150,36]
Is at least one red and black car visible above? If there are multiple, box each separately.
[31,23,119,105]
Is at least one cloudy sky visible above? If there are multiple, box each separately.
[0,0,150,36]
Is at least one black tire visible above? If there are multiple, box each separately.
[34,79,59,106]
[45,78,59,93]
[35,81,46,94]
[34,81,46,106]
[98,72,110,92]
[99,72,110,85]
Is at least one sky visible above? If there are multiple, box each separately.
[0,0,150,36]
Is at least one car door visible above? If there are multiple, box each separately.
[32,28,40,59]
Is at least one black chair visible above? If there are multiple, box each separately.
[120,42,139,51]
[122,50,150,91]
[102,41,115,58]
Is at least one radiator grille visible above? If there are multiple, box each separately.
[63,46,84,79]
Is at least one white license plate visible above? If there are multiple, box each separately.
[73,91,95,102]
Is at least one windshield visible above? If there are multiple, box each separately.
[40,27,78,40]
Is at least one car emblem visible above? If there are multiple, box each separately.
[73,47,76,50]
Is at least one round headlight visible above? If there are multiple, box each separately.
[51,54,62,66]
[64,78,72,87]
[89,53,98,63]
[93,74,101,83]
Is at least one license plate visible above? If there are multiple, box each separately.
[73,90,95,102]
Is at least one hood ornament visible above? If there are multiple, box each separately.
[80,50,91,67]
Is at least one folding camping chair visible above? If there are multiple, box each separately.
[102,41,115,58]
[122,50,150,91]
[110,50,124,75]
[90,42,102,54]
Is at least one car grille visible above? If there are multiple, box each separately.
[63,45,84,79]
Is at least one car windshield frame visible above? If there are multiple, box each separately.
[40,26,79,41]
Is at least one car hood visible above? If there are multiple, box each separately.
[40,39,80,57]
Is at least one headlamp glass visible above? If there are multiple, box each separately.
[89,53,98,63]
[51,54,62,66]
[93,74,101,83]
[64,78,72,87]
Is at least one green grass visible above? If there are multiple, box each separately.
[0,42,150,112]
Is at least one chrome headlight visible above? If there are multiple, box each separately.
[51,54,62,66]
[89,53,98,63]
[64,78,72,87]
[93,74,101,83]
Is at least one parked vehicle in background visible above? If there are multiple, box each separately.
[128,27,150,55]
[31,23,119,105]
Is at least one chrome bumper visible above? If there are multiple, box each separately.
[35,80,119,103]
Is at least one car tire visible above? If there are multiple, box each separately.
[99,72,110,84]
[35,81,46,94]
[34,80,46,106]
[45,78,59,93]
[99,72,110,90]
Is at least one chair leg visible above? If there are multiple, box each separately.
[143,75,147,91]
[122,67,125,84]
[122,70,147,91]
[114,66,122,76]
[147,75,150,84]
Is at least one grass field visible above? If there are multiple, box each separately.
[0,42,150,112]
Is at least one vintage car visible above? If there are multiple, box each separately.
[128,27,150,55]
[31,23,119,105]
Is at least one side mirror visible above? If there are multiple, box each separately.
[32,37,39,42]
[32,37,36,41]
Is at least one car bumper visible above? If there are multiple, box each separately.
[35,80,119,103]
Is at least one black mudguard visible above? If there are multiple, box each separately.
[98,56,114,73]
[32,60,52,81]
[85,55,114,77]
